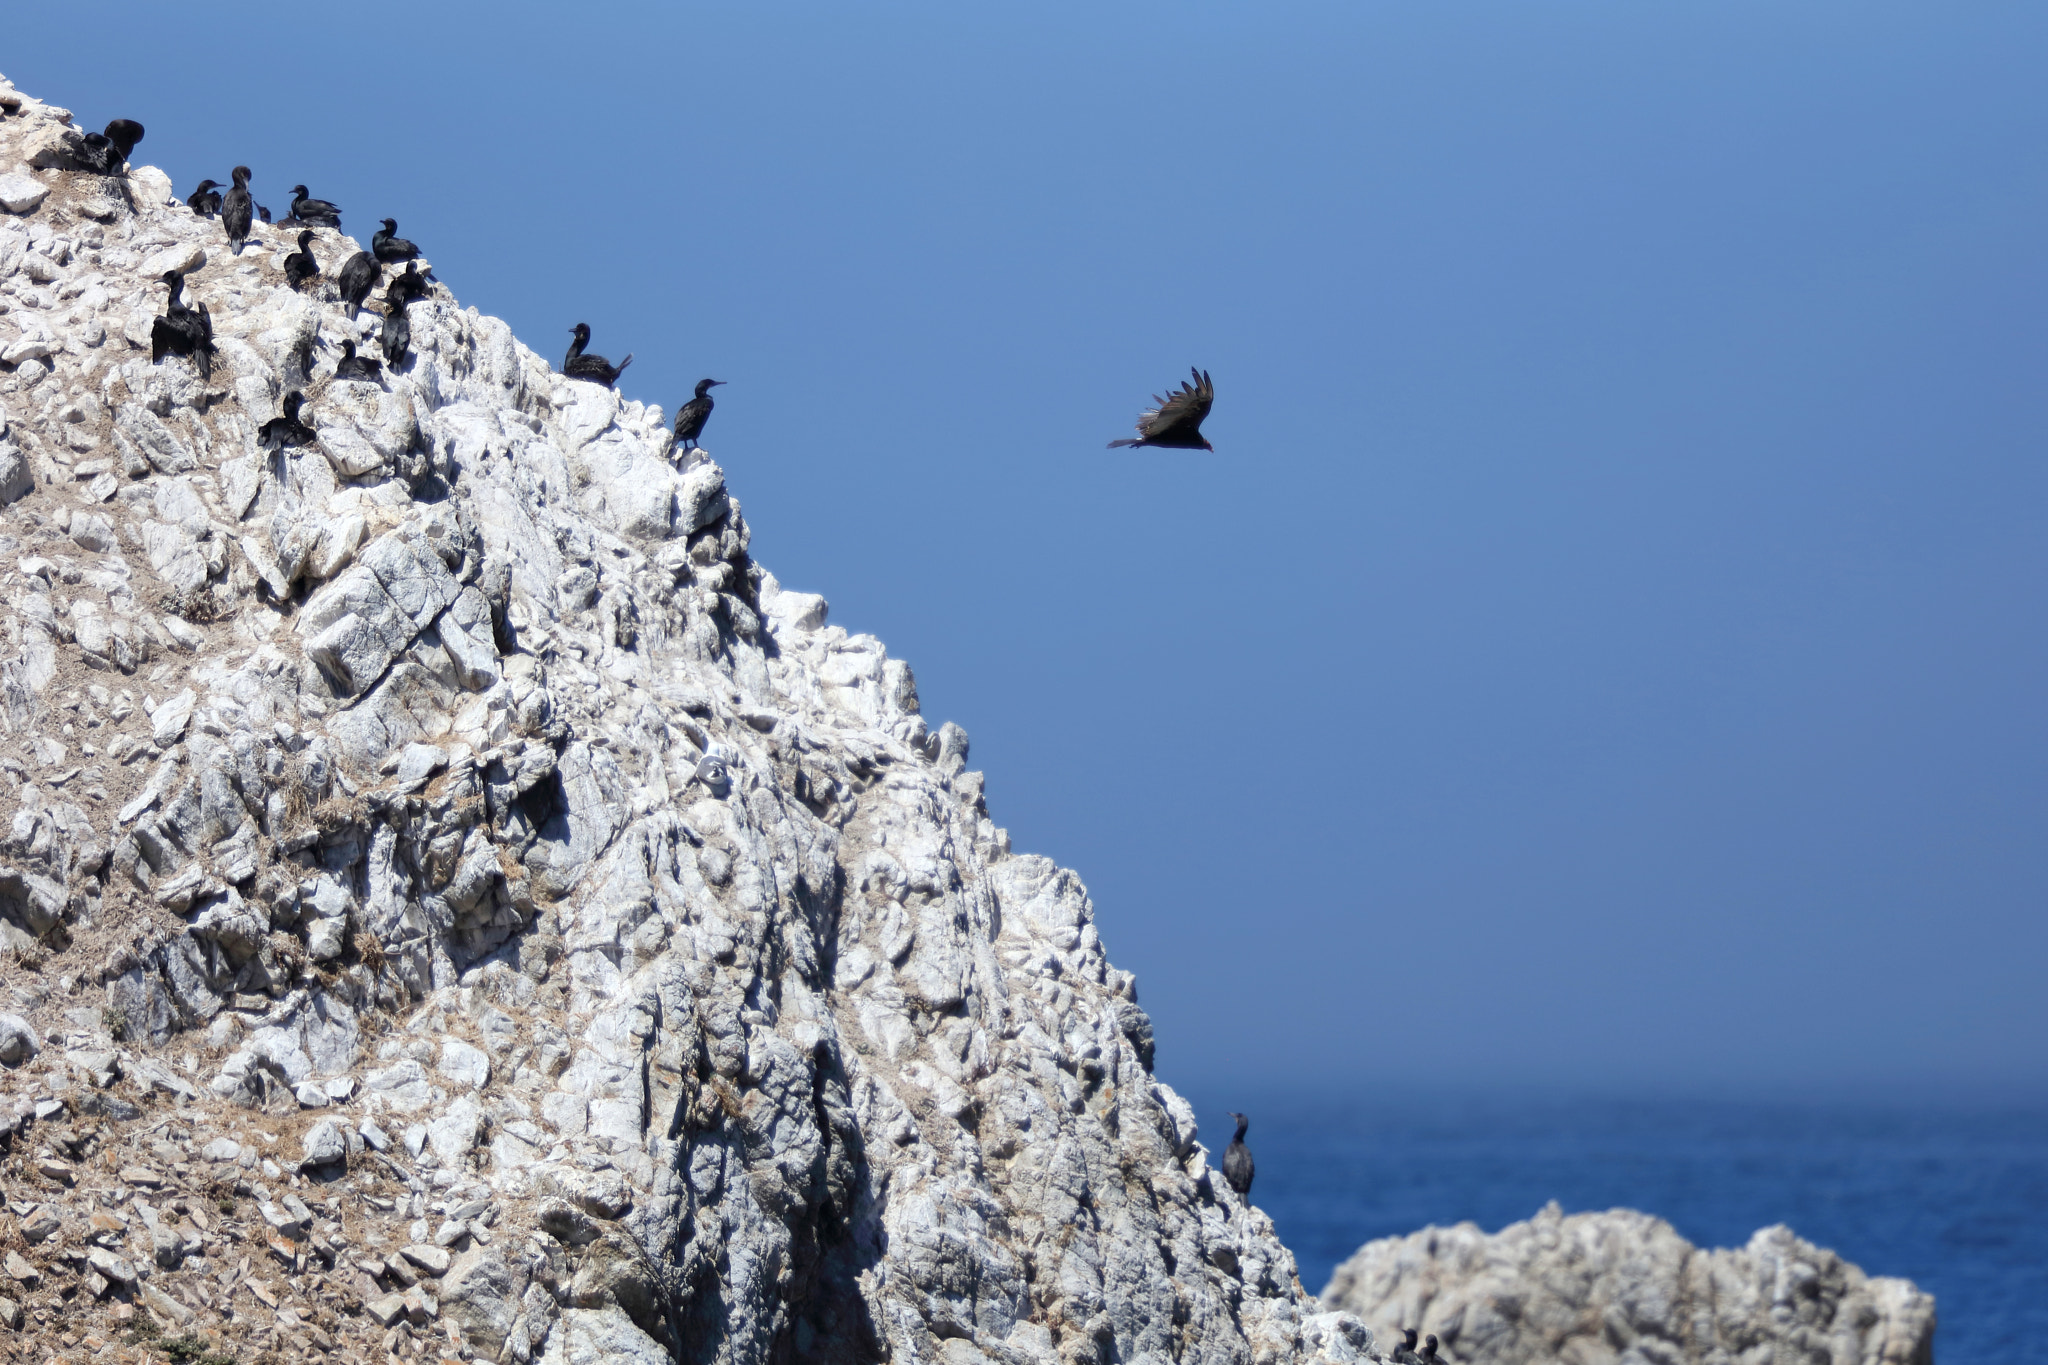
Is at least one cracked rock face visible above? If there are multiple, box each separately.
[0,70,1372,1365]
[1321,1204,1935,1365]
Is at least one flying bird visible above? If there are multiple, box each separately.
[333,339,383,383]
[185,179,221,217]
[670,379,725,457]
[221,165,254,255]
[371,218,419,263]
[289,185,342,230]
[283,231,320,291]
[336,251,380,319]
[1222,1111,1254,1197]
[563,323,632,387]
[257,391,317,452]
[1107,368,1214,451]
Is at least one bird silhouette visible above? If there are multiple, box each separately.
[563,323,632,387]
[1222,1112,1254,1197]
[671,379,725,457]
[1108,368,1214,451]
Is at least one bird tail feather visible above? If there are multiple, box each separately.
[1107,439,1140,448]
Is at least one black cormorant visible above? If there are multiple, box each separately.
[1222,1112,1255,1197]
[384,262,430,307]
[336,251,380,319]
[1107,368,1215,451]
[563,323,632,387]
[381,297,411,371]
[1392,1329,1422,1365]
[289,185,342,230]
[671,379,725,456]
[185,179,221,217]
[149,272,211,376]
[75,118,144,174]
[221,166,254,255]
[284,231,319,291]
[372,219,419,263]
[1419,1335,1445,1365]
[333,339,383,383]
[257,392,317,452]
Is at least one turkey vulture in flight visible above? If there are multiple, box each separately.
[1108,368,1214,451]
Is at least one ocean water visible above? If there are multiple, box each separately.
[1175,1091,2048,1364]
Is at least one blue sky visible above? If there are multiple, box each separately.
[11,2,2045,1101]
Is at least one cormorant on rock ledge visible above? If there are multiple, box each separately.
[75,118,144,174]
[386,262,431,307]
[333,340,383,384]
[221,166,253,255]
[1108,367,1215,451]
[337,251,380,319]
[258,392,317,452]
[563,323,632,387]
[1222,1111,1254,1197]
[1392,1329,1422,1365]
[1420,1334,1446,1365]
[185,179,221,217]
[284,231,319,291]
[671,379,725,456]
[372,218,419,263]
[149,272,213,377]
[290,184,342,230]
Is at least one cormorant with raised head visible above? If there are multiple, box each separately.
[289,185,342,230]
[1222,1112,1255,1197]
[333,339,383,383]
[221,166,254,255]
[1107,368,1215,451]
[381,296,411,371]
[385,262,430,307]
[185,179,221,217]
[149,272,212,375]
[75,119,144,174]
[1419,1335,1445,1365]
[1392,1330,1422,1365]
[563,323,632,387]
[671,379,725,456]
[336,251,380,319]
[284,231,319,291]
[372,219,419,263]
[257,392,317,452]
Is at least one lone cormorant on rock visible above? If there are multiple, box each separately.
[257,392,317,452]
[384,261,430,307]
[372,218,419,263]
[284,231,319,291]
[185,179,221,217]
[1107,368,1215,451]
[381,297,411,371]
[1392,1330,1422,1365]
[75,118,144,174]
[333,339,383,383]
[289,185,342,230]
[221,166,254,255]
[670,379,725,456]
[149,272,213,376]
[1222,1112,1254,1197]
[336,251,380,319]
[563,323,632,387]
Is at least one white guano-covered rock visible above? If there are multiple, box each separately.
[1321,1204,1936,1365]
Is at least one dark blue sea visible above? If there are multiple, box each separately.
[1176,1090,2048,1364]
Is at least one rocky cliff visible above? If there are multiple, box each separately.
[1321,1204,1935,1365]
[0,72,1376,1365]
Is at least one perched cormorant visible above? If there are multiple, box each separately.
[1222,1112,1255,1197]
[1392,1330,1422,1365]
[670,379,726,456]
[336,251,380,318]
[384,261,430,307]
[1107,368,1215,451]
[149,271,212,376]
[371,218,419,263]
[563,323,632,387]
[381,297,411,371]
[289,185,342,230]
[257,392,317,452]
[185,179,221,217]
[284,231,320,291]
[221,166,254,255]
[75,118,144,174]
[333,339,383,384]
[1419,1335,1445,1365]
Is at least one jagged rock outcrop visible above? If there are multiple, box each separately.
[0,71,1375,1365]
[1321,1204,1934,1365]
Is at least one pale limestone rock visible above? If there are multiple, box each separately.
[1321,1204,1934,1365]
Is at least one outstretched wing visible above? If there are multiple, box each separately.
[1137,368,1214,439]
